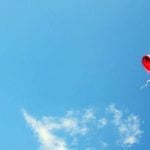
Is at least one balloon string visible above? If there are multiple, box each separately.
[140,79,150,90]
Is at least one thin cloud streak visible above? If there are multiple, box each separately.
[23,110,69,150]
[140,79,150,89]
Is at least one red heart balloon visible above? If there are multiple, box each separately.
[142,55,150,72]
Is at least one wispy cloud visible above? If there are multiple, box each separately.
[107,104,143,147]
[23,104,143,150]
[22,108,98,150]
[98,118,108,128]
[140,79,150,89]
[23,110,69,150]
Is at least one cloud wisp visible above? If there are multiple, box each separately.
[23,105,143,150]
[140,79,150,89]
[23,110,69,150]
[107,104,143,147]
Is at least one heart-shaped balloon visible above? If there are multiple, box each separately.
[142,55,150,72]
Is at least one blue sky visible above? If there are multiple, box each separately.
[0,0,150,149]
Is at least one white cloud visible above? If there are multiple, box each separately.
[82,108,96,123]
[23,105,143,150]
[107,104,122,125]
[98,118,108,128]
[107,104,143,147]
[22,109,93,150]
[60,116,88,136]
[23,110,69,150]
